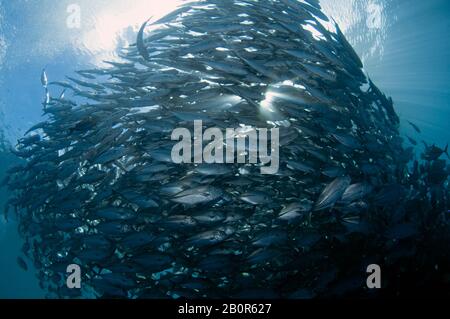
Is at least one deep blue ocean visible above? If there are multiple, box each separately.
[0,0,448,298]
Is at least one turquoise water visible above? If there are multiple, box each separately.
[0,0,449,298]
[0,152,44,298]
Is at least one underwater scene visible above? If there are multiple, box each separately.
[0,0,449,300]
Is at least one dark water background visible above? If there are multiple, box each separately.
[0,0,448,298]
[0,152,43,297]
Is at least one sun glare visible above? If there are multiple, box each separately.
[80,0,182,64]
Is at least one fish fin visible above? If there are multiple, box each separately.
[137,17,153,61]
[445,144,450,159]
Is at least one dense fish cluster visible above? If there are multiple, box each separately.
[3,0,450,298]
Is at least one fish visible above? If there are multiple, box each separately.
[286,160,315,174]
[134,254,172,272]
[59,89,66,100]
[197,255,234,273]
[407,121,422,133]
[193,211,226,225]
[373,184,405,206]
[43,88,50,108]
[201,60,248,76]
[340,183,373,204]
[239,191,270,205]
[159,215,198,230]
[195,164,232,176]
[246,248,281,265]
[252,230,287,247]
[99,273,136,289]
[94,207,137,221]
[314,176,352,211]
[120,233,156,250]
[171,186,222,205]
[187,230,228,248]
[421,142,450,161]
[278,201,312,222]
[41,69,48,88]
[17,257,28,271]
[97,221,131,236]
[332,132,362,149]
[406,135,417,146]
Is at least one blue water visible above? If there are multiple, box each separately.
[0,0,449,298]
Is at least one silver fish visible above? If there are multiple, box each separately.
[314,176,352,211]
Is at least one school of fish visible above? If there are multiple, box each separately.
[3,0,450,298]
